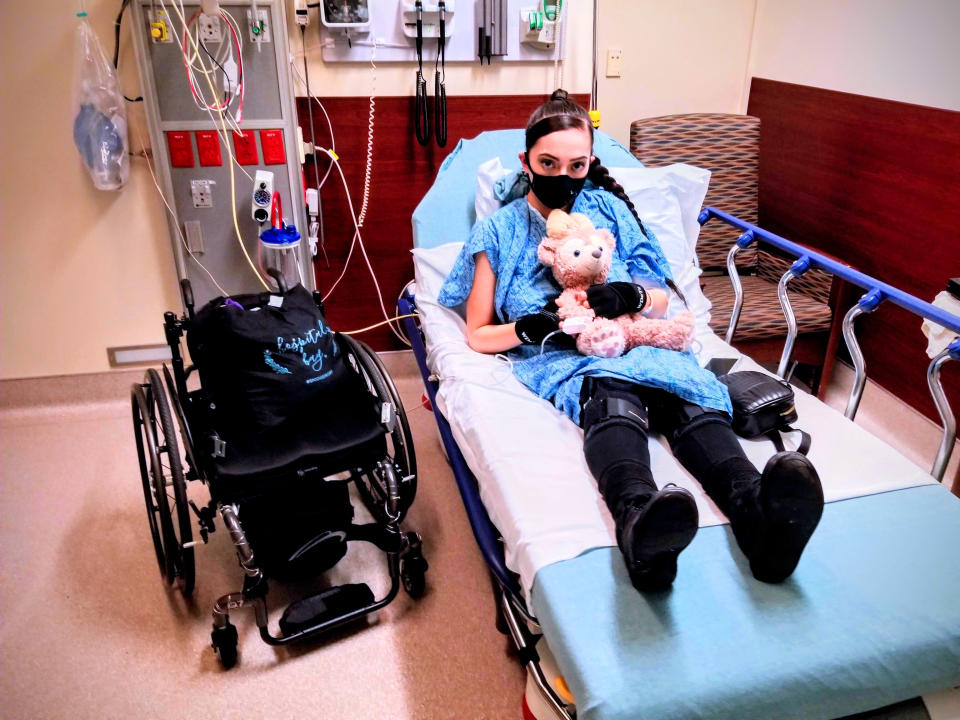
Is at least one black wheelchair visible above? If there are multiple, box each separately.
[131,276,426,668]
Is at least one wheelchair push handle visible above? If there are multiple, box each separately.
[180,279,195,319]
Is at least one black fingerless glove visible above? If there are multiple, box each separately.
[585,282,647,318]
[515,308,561,345]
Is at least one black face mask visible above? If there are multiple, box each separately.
[525,155,587,210]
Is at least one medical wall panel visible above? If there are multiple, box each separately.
[298,93,589,350]
[317,0,567,64]
[748,78,960,425]
[131,0,310,309]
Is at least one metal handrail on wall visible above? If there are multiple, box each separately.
[698,206,960,483]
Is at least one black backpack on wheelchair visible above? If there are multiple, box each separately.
[130,279,426,668]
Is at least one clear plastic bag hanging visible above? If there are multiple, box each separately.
[73,16,129,191]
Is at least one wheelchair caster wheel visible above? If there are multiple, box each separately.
[401,554,428,599]
[211,622,238,669]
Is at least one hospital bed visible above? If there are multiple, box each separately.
[400,129,960,720]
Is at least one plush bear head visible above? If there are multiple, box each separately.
[537,210,616,291]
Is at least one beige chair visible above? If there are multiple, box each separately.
[629,113,841,394]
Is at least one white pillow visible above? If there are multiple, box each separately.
[607,164,709,273]
[411,243,468,357]
[475,157,513,224]
[607,164,713,331]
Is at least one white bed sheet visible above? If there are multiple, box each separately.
[412,245,937,602]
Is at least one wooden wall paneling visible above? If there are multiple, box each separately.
[747,78,960,424]
[296,93,590,350]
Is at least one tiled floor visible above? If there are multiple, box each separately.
[0,353,957,720]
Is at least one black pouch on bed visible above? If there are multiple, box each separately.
[707,360,811,455]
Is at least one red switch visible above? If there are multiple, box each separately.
[195,130,222,166]
[232,131,259,165]
[166,131,194,168]
[260,129,286,165]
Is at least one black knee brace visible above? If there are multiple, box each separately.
[580,377,650,436]
[651,397,732,445]
[659,401,751,487]
[580,378,652,485]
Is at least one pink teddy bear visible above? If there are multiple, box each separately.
[537,209,696,358]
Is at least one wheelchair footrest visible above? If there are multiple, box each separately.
[278,583,375,637]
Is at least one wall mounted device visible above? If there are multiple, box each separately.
[519,1,561,49]
[401,1,455,39]
[319,0,564,63]
[294,0,310,26]
[320,0,371,34]
[477,0,507,63]
[251,170,274,223]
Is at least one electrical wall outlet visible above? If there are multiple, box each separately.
[247,9,271,43]
[198,13,224,44]
[605,47,623,77]
[191,180,215,208]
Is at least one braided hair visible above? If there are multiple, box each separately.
[525,90,686,305]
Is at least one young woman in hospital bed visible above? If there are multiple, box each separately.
[436,90,825,592]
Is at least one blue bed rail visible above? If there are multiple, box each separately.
[698,206,960,483]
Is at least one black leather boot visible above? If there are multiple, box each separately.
[751,451,824,582]
[725,451,824,583]
[617,484,699,592]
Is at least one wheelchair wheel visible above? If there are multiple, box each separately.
[401,532,428,598]
[162,364,198,479]
[339,335,418,523]
[211,622,238,669]
[401,557,427,598]
[132,387,165,576]
[131,369,195,596]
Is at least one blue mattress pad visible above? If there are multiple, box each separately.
[531,485,960,720]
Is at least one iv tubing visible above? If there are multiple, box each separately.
[320,148,408,345]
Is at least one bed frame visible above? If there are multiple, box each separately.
[399,207,960,719]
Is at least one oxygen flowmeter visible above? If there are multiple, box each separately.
[520,1,562,49]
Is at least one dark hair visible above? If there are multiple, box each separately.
[525,90,649,239]
[526,90,686,305]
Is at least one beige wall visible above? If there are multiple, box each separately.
[748,0,960,112]
[0,0,180,380]
[595,0,758,146]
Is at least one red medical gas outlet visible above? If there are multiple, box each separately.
[259,129,286,165]
[166,131,194,168]
[195,130,222,167]
[232,131,259,165]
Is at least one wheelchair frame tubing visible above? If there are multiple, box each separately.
[212,502,408,646]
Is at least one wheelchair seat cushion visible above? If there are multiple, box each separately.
[187,284,352,440]
[208,378,387,500]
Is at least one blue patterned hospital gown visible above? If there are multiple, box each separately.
[437,187,731,424]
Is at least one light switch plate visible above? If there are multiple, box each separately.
[184,220,204,253]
